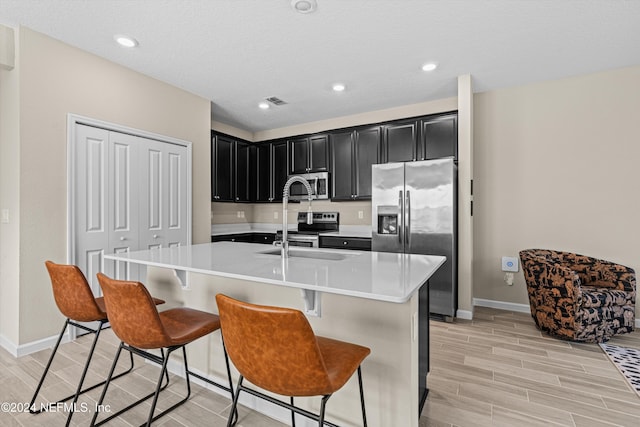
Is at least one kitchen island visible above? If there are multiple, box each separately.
[104,242,445,427]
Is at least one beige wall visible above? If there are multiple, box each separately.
[473,65,640,317]
[0,25,20,345]
[3,26,211,346]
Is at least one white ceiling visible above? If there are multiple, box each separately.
[1,0,639,133]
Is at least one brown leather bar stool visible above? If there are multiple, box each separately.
[216,294,371,427]
[91,273,235,427]
[29,261,165,427]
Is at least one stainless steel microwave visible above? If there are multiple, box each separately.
[287,172,330,200]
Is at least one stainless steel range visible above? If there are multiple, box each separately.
[275,211,339,248]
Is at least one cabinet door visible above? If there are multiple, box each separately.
[211,134,235,201]
[354,126,381,199]
[309,134,329,172]
[384,120,418,163]
[421,114,458,160]
[330,131,354,200]
[255,143,272,202]
[272,140,288,202]
[235,141,252,202]
[289,137,309,174]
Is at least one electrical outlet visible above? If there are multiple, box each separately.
[358,210,364,219]
[274,211,279,219]
[501,256,519,272]
[236,211,245,218]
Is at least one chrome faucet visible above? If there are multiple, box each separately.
[280,176,313,258]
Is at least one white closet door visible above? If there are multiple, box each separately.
[74,125,109,295]
[72,119,191,295]
[107,131,140,281]
[139,139,188,250]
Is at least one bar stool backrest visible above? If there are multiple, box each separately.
[45,260,105,322]
[97,273,170,350]
[216,294,333,396]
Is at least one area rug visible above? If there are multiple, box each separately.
[600,343,640,397]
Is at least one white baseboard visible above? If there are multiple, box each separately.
[472,298,640,328]
[455,309,473,320]
[473,298,530,314]
[0,331,70,358]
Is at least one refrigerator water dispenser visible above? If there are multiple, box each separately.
[377,205,399,235]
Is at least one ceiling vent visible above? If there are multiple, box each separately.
[265,96,287,106]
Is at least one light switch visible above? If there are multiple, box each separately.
[358,210,364,219]
[501,256,519,272]
[1,209,8,224]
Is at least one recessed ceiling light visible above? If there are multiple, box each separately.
[422,62,438,72]
[291,0,317,14]
[332,83,346,92]
[258,102,270,110]
[114,35,138,48]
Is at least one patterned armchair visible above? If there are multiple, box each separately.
[519,249,636,343]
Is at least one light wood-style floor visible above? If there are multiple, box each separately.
[422,307,640,427]
[1,306,640,426]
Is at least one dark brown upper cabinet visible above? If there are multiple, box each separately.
[330,126,381,201]
[383,119,419,163]
[419,113,458,160]
[288,134,329,174]
[211,133,235,201]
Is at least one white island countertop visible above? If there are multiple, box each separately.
[105,242,445,304]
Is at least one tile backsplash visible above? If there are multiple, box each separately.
[212,200,372,226]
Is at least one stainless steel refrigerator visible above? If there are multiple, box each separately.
[371,158,457,319]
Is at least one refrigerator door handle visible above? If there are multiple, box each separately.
[405,190,411,249]
[398,190,404,244]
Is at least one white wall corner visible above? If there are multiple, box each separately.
[0,24,16,70]
[0,333,19,357]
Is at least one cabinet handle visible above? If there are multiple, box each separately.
[343,241,348,245]
[153,234,158,239]
[120,237,126,241]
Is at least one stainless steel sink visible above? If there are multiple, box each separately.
[260,249,349,261]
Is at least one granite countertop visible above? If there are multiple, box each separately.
[105,242,444,303]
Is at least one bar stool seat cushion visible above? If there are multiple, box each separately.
[315,336,370,395]
[159,308,221,347]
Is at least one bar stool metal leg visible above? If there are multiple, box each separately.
[357,366,367,427]
[29,318,136,426]
[318,395,331,427]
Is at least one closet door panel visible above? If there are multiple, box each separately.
[74,124,109,294]
[140,139,163,250]
[108,132,140,280]
[164,143,188,248]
